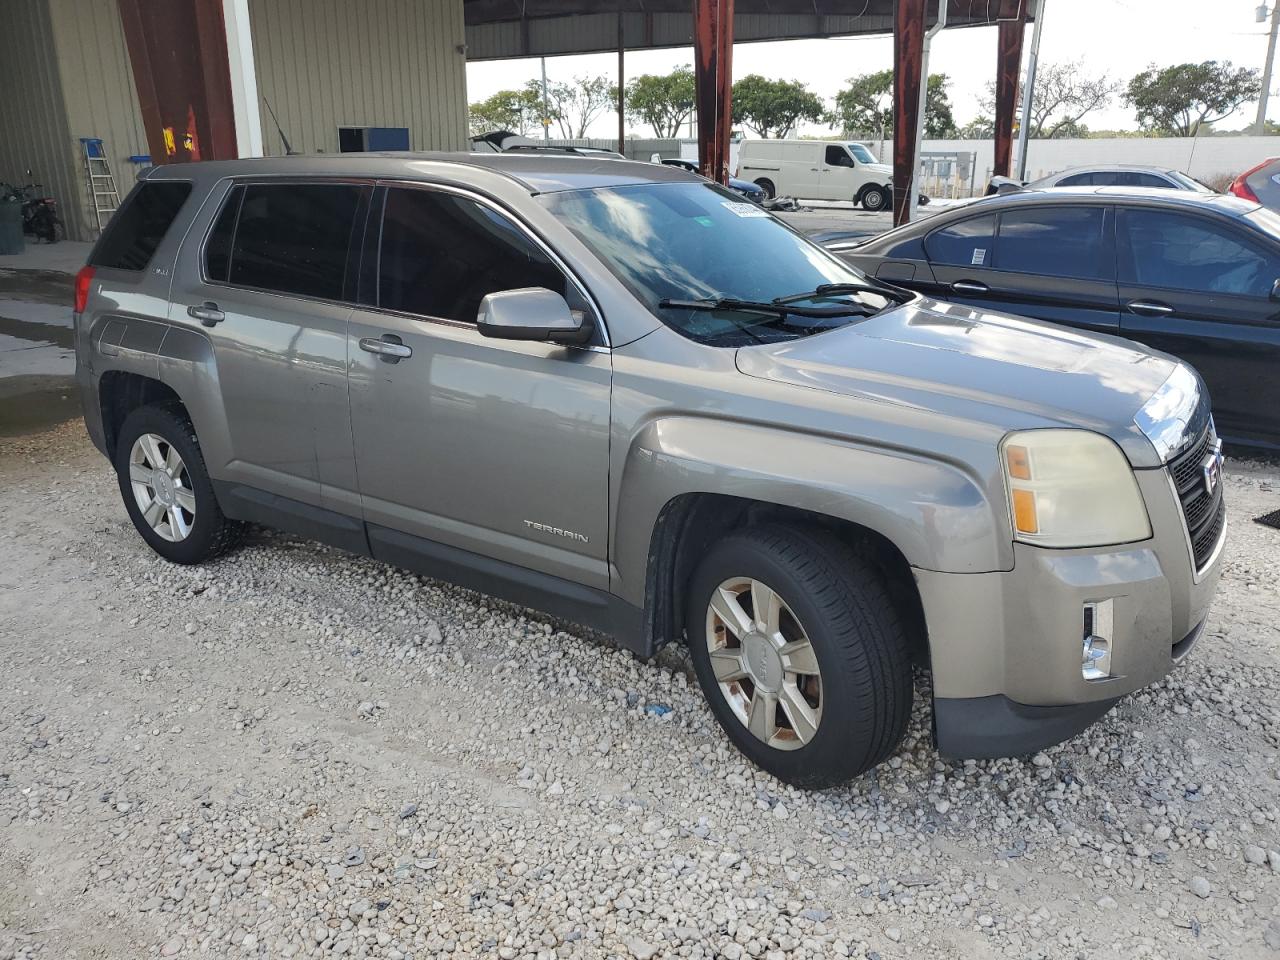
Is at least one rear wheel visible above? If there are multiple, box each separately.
[754,178,776,199]
[686,525,912,788]
[113,404,243,564]
[861,185,889,211]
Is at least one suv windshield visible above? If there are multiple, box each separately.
[542,182,899,345]
[848,143,876,163]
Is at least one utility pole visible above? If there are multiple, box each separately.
[1016,0,1046,179]
[541,56,551,141]
[1256,3,1280,135]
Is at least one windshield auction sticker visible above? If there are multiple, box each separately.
[721,201,770,218]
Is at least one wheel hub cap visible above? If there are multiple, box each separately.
[151,470,176,507]
[743,631,784,692]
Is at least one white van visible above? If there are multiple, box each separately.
[737,140,894,210]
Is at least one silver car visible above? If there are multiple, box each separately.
[73,154,1223,788]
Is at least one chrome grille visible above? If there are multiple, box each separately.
[1167,423,1225,572]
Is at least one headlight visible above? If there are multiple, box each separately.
[1001,430,1151,548]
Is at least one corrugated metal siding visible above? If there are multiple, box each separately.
[0,0,77,242]
[48,0,148,241]
[251,0,468,155]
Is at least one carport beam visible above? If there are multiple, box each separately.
[993,1,1029,178]
[693,0,734,184]
[223,0,264,158]
[892,0,925,226]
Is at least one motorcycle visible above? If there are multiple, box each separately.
[2,172,64,243]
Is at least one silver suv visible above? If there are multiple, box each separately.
[74,154,1224,788]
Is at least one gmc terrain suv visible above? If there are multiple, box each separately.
[74,154,1224,788]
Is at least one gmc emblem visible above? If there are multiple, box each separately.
[1201,441,1224,496]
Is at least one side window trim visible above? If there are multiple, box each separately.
[195,177,372,307]
[199,183,244,284]
[367,178,610,347]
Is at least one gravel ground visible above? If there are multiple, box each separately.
[1,421,1278,960]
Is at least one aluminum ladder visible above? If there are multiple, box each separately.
[80,137,120,234]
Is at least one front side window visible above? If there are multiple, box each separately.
[91,181,192,271]
[924,214,997,267]
[1118,208,1280,297]
[995,206,1107,280]
[377,187,566,322]
[227,183,361,299]
[542,181,893,345]
[825,145,852,167]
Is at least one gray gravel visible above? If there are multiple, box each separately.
[1,421,1278,959]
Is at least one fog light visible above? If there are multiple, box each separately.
[1082,600,1114,681]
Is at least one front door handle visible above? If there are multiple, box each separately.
[359,335,412,362]
[187,301,224,326]
[1126,299,1174,317]
[951,280,989,295]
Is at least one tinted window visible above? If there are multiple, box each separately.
[378,187,566,322]
[1128,172,1173,188]
[924,214,996,267]
[91,181,192,270]
[1056,172,1094,187]
[1118,208,1280,297]
[996,207,1107,279]
[1096,171,1171,188]
[825,145,851,167]
[229,184,361,299]
[204,186,242,282]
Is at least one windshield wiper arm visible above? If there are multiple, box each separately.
[657,296,874,318]
[774,282,913,306]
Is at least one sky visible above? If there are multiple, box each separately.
[465,0,1277,138]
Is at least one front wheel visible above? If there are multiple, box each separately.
[753,178,776,200]
[860,185,889,211]
[686,525,912,789]
[113,404,244,564]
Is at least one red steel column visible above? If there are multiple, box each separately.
[118,0,238,163]
[693,0,734,184]
[892,0,925,226]
[993,0,1028,178]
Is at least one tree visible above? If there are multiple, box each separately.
[957,115,994,139]
[626,67,696,137]
[544,75,617,139]
[1125,61,1261,136]
[731,75,825,138]
[980,61,1117,138]
[468,83,544,136]
[831,71,956,138]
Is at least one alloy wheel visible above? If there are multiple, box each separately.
[128,432,196,542]
[704,577,823,750]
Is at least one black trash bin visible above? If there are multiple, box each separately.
[0,198,24,255]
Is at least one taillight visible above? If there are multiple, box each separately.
[74,265,94,314]
[1228,157,1275,203]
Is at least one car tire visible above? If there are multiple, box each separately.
[754,178,776,199]
[861,186,889,211]
[685,525,912,789]
[113,403,244,565]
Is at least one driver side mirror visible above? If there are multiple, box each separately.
[476,287,593,346]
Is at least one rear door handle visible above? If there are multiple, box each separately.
[359,335,412,361]
[951,280,989,294]
[1126,299,1174,316]
[187,301,224,326]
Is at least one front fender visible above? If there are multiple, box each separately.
[611,416,1008,607]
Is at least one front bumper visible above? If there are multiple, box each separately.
[917,467,1222,759]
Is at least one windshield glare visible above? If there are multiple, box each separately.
[543,182,887,344]
[848,143,876,163]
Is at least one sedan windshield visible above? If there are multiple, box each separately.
[542,182,899,345]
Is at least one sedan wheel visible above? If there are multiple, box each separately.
[705,576,823,750]
[128,432,197,542]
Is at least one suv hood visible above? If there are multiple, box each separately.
[734,298,1178,464]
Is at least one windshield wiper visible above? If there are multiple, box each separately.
[774,282,913,306]
[657,296,876,318]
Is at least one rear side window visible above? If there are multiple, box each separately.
[226,184,361,299]
[377,187,566,322]
[995,207,1107,280]
[1056,172,1094,187]
[91,181,192,270]
[1118,208,1280,297]
[924,214,996,267]
[203,186,242,282]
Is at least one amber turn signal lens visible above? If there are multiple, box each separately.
[1005,444,1031,481]
[1012,488,1038,534]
